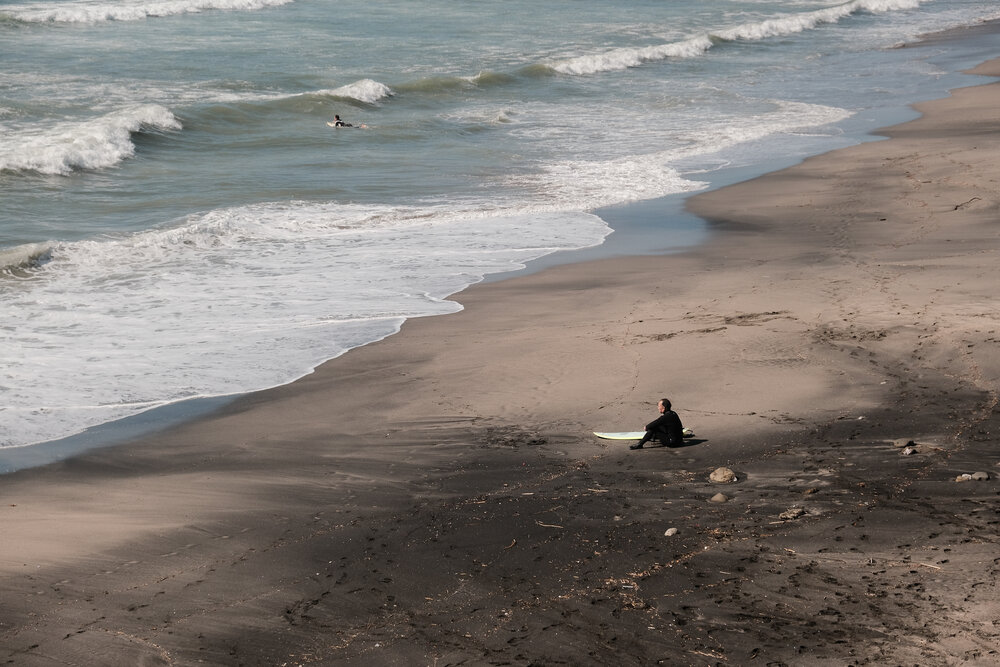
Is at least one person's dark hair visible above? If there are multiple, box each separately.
[660,398,671,410]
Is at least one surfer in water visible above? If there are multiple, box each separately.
[630,398,685,449]
[328,114,367,129]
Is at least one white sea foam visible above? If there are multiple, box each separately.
[525,157,708,211]
[714,0,924,42]
[0,201,610,448]
[1,0,293,23]
[0,105,181,175]
[518,100,849,209]
[550,0,928,75]
[495,93,850,210]
[552,36,714,75]
[676,100,854,156]
[316,79,394,105]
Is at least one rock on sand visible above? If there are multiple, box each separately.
[709,467,736,483]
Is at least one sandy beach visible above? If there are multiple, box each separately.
[3,45,1000,667]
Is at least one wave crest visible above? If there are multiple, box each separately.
[317,79,394,104]
[550,0,926,75]
[714,0,923,42]
[0,0,294,23]
[552,36,714,76]
[0,104,181,176]
[0,243,53,277]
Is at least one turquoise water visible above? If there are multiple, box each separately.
[2,0,999,449]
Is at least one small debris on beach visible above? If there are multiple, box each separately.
[709,493,729,503]
[664,527,678,537]
[955,472,990,482]
[709,467,737,483]
[779,507,806,520]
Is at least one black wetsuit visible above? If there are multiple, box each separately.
[637,410,684,447]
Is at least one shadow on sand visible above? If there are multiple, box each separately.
[629,437,708,450]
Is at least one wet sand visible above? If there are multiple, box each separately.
[3,53,1000,667]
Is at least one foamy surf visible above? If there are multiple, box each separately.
[0,0,294,23]
[0,105,181,175]
[0,201,610,448]
[316,80,394,105]
[550,0,929,75]
[552,36,714,76]
[714,0,926,42]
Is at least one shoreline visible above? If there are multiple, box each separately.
[3,36,1000,667]
[4,25,997,475]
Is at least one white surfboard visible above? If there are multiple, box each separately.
[593,428,694,440]
[593,431,645,440]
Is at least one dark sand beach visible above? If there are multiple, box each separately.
[3,44,1000,667]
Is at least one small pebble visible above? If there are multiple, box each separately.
[664,527,678,537]
[709,493,728,503]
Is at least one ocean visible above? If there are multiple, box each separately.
[2,0,999,454]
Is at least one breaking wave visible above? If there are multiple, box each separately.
[0,105,181,175]
[0,243,53,277]
[550,0,927,75]
[0,0,294,23]
[315,79,394,105]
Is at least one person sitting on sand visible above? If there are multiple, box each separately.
[630,398,685,450]
[332,114,352,127]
